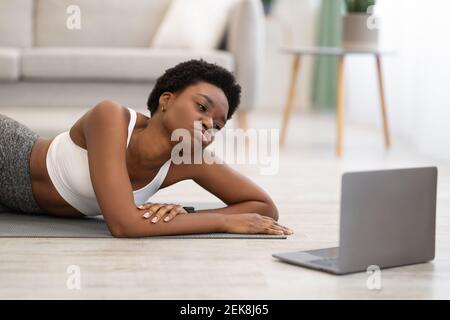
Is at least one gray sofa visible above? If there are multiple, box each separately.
[0,0,264,126]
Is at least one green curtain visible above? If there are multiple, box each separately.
[311,0,344,110]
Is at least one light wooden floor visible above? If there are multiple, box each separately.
[0,109,449,299]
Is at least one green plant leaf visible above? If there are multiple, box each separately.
[344,0,376,13]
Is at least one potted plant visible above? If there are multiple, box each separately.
[342,0,379,49]
[262,0,275,16]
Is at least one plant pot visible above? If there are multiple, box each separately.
[341,13,379,50]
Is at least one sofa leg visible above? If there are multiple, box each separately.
[235,111,248,131]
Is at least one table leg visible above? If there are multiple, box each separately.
[375,55,391,148]
[336,55,345,157]
[280,55,301,146]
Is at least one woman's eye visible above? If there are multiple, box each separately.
[197,103,207,112]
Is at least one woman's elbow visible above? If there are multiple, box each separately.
[262,201,279,221]
[270,205,279,221]
[109,225,128,238]
[107,219,135,238]
[104,210,140,238]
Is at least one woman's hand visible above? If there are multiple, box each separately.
[224,213,294,235]
[137,202,189,223]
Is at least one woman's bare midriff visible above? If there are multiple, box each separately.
[29,137,86,218]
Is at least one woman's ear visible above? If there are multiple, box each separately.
[158,92,173,108]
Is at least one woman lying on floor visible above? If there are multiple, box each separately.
[0,59,293,238]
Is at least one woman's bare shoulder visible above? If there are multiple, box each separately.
[70,100,130,149]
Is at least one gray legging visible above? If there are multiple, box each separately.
[0,113,45,214]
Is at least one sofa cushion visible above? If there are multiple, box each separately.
[152,0,238,50]
[21,47,234,81]
[0,48,20,81]
[35,0,171,47]
[0,0,33,47]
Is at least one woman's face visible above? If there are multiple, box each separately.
[159,81,230,149]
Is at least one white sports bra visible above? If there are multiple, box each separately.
[46,107,171,216]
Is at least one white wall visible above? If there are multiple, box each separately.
[345,0,450,159]
[259,0,320,112]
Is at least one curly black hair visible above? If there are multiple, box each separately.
[147,59,241,120]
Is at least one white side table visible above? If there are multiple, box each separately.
[279,46,394,156]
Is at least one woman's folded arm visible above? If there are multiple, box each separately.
[194,200,279,221]
[112,209,227,238]
[111,208,291,238]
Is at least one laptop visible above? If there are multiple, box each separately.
[272,167,438,275]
